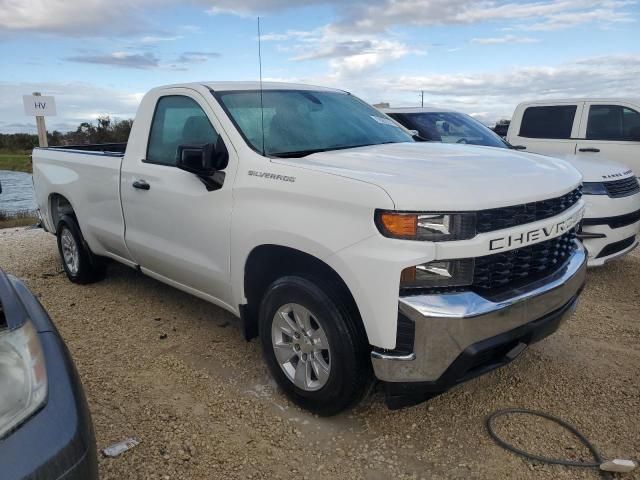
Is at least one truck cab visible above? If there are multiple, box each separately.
[507,99,640,173]
[33,82,587,413]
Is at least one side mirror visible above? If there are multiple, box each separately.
[177,143,215,175]
[176,139,228,176]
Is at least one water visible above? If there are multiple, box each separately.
[0,170,37,214]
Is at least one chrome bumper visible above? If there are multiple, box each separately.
[372,242,587,383]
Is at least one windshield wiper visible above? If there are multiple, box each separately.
[270,148,334,158]
[270,142,399,158]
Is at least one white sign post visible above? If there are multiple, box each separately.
[23,92,56,147]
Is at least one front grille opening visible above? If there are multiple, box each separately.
[473,230,577,296]
[596,235,636,259]
[604,177,640,198]
[463,340,521,378]
[583,209,640,230]
[476,187,582,234]
[400,230,578,298]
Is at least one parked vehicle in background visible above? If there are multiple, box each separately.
[33,82,587,414]
[383,106,640,266]
[381,106,508,147]
[506,99,640,173]
[0,268,97,479]
[492,120,510,138]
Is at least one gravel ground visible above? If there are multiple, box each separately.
[1,227,638,479]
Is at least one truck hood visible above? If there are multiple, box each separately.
[275,142,582,211]
[543,153,636,182]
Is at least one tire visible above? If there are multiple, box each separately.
[259,275,371,416]
[56,215,106,284]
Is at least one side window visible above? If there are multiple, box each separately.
[146,96,219,165]
[623,107,640,140]
[519,105,577,139]
[587,105,640,140]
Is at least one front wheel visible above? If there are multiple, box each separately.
[259,276,371,416]
[56,215,106,284]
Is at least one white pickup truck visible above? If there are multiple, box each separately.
[507,99,640,171]
[506,100,640,264]
[33,82,587,414]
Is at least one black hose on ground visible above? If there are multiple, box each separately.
[486,408,612,479]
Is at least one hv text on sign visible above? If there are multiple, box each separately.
[23,95,57,116]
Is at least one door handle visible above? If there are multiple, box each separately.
[132,180,150,190]
[578,148,600,153]
[512,145,527,150]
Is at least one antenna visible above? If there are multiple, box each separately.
[258,17,266,156]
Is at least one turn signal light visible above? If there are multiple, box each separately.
[378,212,417,238]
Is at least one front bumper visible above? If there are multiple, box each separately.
[371,243,587,405]
[580,193,640,266]
[579,210,640,266]
[0,275,98,480]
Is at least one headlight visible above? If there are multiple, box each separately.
[0,321,47,439]
[582,182,608,195]
[400,259,475,290]
[375,210,475,241]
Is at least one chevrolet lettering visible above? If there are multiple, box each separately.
[489,206,585,251]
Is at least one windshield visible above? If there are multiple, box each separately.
[216,90,413,157]
[388,112,508,148]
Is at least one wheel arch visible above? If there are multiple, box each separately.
[241,244,368,345]
[48,193,76,233]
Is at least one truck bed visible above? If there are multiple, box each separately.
[32,144,130,262]
[46,143,126,156]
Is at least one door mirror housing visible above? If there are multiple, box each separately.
[176,139,229,191]
[176,139,228,176]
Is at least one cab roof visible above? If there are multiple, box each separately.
[380,106,456,114]
[516,98,640,105]
[152,81,346,93]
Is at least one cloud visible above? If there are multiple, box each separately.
[332,0,636,33]
[205,0,328,16]
[140,35,183,43]
[65,51,160,69]
[0,0,167,36]
[175,51,221,64]
[325,39,417,76]
[295,39,389,60]
[0,81,142,133]
[261,30,316,41]
[515,4,636,31]
[269,54,640,125]
[179,24,203,34]
[471,34,540,44]
[1,0,634,39]
[263,26,422,78]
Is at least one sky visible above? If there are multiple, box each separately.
[1,0,639,133]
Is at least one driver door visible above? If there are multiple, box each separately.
[121,89,236,308]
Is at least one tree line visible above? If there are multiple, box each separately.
[0,116,133,151]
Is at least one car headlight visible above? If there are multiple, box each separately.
[0,321,47,439]
[582,182,608,195]
[400,259,475,290]
[375,210,475,241]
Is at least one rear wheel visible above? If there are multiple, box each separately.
[56,215,106,284]
[259,276,371,416]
